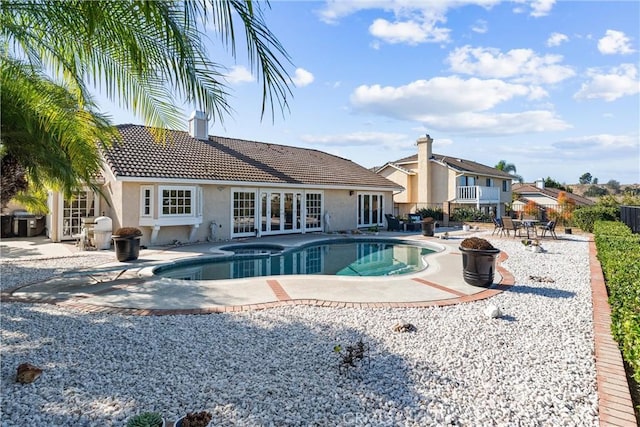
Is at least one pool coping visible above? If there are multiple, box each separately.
[2,234,513,313]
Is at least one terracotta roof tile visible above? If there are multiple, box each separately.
[513,183,595,206]
[389,153,514,179]
[101,125,401,189]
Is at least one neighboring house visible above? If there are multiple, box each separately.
[512,181,595,217]
[46,112,402,245]
[375,135,514,220]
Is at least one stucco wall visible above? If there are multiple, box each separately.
[323,189,356,232]
[379,168,410,203]
[431,164,452,202]
[110,183,395,246]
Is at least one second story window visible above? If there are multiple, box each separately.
[460,176,476,186]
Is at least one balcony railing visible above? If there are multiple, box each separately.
[456,186,501,204]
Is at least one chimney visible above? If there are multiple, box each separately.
[188,111,209,140]
[536,178,545,189]
[417,134,433,204]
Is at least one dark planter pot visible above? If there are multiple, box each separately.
[174,415,213,427]
[112,236,141,262]
[421,220,434,237]
[459,246,500,287]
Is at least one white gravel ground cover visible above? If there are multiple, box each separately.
[0,234,598,426]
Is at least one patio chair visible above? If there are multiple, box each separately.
[501,217,522,238]
[491,217,505,236]
[384,214,403,231]
[538,220,558,239]
[406,214,422,232]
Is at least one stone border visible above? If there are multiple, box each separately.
[589,240,637,426]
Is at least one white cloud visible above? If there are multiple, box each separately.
[527,85,549,100]
[351,76,531,117]
[471,19,488,34]
[574,64,640,102]
[598,30,636,55]
[550,134,640,161]
[529,0,555,17]
[547,32,568,47]
[349,76,569,135]
[447,45,575,84]
[225,66,254,84]
[317,1,500,45]
[420,110,570,135]
[292,68,314,87]
[369,18,450,45]
[299,131,413,149]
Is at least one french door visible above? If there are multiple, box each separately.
[357,193,384,227]
[260,190,302,235]
[59,189,99,240]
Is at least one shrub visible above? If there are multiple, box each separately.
[114,227,142,237]
[460,237,495,250]
[182,411,212,427]
[415,207,444,221]
[583,185,609,197]
[572,205,619,232]
[523,200,538,217]
[594,221,640,384]
[126,412,163,427]
[451,207,488,222]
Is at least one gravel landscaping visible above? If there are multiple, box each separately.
[0,234,598,426]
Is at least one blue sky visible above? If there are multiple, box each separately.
[102,0,640,185]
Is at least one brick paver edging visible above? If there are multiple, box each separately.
[589,240,638,426]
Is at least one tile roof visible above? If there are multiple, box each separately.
[513,183,595,206]
[101,125,401,189]
[389,153,514,179]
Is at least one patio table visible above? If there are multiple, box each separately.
[513,219,539,239]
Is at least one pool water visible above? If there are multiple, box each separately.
[154,239,435,280]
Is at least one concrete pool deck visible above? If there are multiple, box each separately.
[1,231,514,314]
[1,231,637,424]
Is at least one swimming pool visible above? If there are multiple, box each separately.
[154,239,437,280]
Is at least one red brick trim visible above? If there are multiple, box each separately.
[266,279,291,301]
[589,240,637,426]
[412,278,467,297]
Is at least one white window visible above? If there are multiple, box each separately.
[140,186,153,217]
[502,180,509,192]
[159,186,196,217]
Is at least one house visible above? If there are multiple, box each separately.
[46,112,403,246]
[512,180,595,219]
[375,135,514,222]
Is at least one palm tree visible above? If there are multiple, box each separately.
[1,0,292,208]
[1,58,118,208]
[495,160,523,183]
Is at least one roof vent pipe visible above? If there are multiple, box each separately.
[188,111,209,140]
